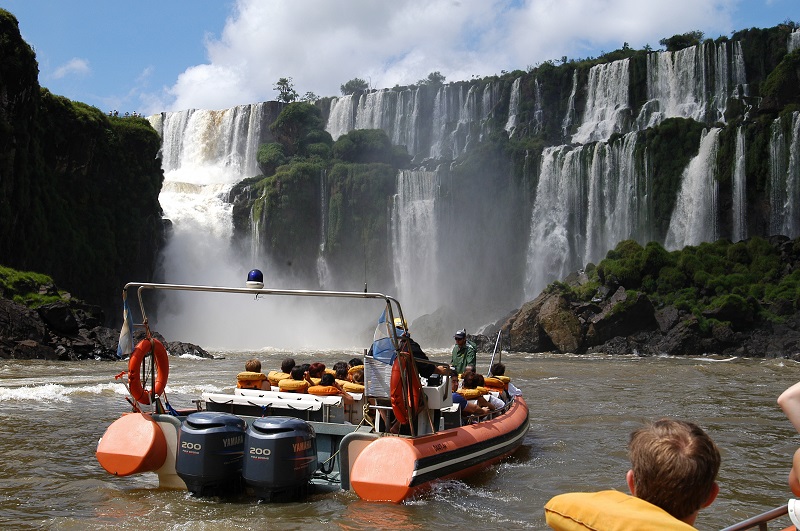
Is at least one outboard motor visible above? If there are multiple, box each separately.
[242,416,317,501]
[176,412,246,496]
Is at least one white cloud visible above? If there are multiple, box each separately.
[155,0,742,113]
[52,57,91,79]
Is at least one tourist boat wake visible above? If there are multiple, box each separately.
[95,272,529,503]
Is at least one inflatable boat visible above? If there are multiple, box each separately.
[96,273,529,503]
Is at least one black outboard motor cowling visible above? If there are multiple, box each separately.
[243,416,317,501]
[176,412,246,496]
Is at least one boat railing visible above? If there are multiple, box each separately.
[719,504,790,531]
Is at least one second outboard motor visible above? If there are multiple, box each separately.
[176,412,246,496]
[242,416,317,501]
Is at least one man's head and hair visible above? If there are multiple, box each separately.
[454,329,466,343]
[335,367,349,380]
[281,358,296,373]
[349,357,362,368]
[627,418,720,522]
[245,358,261,372]
[320,373,335,386]
[490,362,505,376]
[290,366,305,380]
[332,361,349,373]
[351,368,364,384]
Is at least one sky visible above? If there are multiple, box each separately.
[3,0,799,116]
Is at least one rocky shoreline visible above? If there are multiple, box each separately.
[0,286,210,361]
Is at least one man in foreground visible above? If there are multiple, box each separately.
[545,418,720,530]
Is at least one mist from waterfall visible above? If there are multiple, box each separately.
[149,104,367,350]
[391,170,440,319]
[665,128,721,249]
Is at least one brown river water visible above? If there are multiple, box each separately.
[2,349,800,530]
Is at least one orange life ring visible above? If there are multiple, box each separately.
[390,352,422,426]
[128,338,169,405]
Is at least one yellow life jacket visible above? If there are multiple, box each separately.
[278,379,310,393]
[348,364,364,375]
[544,490,697,531]
[308,385,341,396]
[456,388,484,400]
[236,371,266,389]
[484,377,506,391]
[267,370,291,387]
[341,381,365,393]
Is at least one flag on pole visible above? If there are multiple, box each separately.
[371,308,397,364]
[116,298,134,359]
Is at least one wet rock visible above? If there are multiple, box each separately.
[585,288,656,347]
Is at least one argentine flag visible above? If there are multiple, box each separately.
[371,308,397,364]
[116,298,134,359]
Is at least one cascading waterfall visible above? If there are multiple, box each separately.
[732,41,749,98]
[665,128,721,249]
[769,112,800,238]
[561,70,578,139]
[391,170,440,317]
[317,169,331,288]
[584,132,641,264]
[572,59,630,144]
[532,78,544,135]
[148,104,268,287]
[524,145,587,300]
[790,29,800,53]
[430,82,500,159]
[639,44,709,128]
[732,127,747,241]
[505,77,521,136]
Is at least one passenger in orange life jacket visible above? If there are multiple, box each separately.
[236,358,269,390]
[545,418,720,530]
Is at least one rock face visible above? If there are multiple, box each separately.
[0,292,213,361]
[503,283,800,358]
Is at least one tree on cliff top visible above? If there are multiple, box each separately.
[340,77,369,95]
[274,77,298,103]
[659,31,704,52]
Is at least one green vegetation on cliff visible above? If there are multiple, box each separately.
[0,9,164,320]
[566,237,800,332]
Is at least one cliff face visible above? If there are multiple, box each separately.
[0,10,164,323]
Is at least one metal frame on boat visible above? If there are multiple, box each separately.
[96,277,530,503]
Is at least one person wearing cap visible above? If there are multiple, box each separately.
[451,329,477,375]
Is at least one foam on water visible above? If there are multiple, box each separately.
[0,382,127,402]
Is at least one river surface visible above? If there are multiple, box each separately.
[2,350,800,530]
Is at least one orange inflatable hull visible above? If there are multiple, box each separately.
[350,397,529,502]
[96,413,167,476]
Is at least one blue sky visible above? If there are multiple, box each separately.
[3,0,798,115]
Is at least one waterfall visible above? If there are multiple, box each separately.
[317,169,331,288]
[732,41,749,98]
[572,59,630,144]
[790,29,800,53]
[524,145,587,300]
[391,170,440,316]
[148,105,268,286]
[639,44,709,128]
[505,77,521,136]
[732,127,747,241]
[583,132,641,264]
[769,112,800,237]
[714,42,730,122]
[326,94,355,141]
[429,82,500,160]
[561,70,578,139]
[664,128,721,249]
[532,78,544,135]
